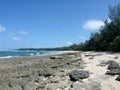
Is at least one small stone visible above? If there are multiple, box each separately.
[50,56,63,59]
[60,69,65,72]
[89,56,94,59]
[114,56,118,59]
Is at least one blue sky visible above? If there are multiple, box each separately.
[0,0,119,50]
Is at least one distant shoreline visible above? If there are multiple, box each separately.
[0,50,79,60]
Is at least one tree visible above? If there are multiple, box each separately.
[110,36,120,51]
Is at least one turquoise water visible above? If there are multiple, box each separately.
[0,50,62,58]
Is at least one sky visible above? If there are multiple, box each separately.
[0,0,119,50]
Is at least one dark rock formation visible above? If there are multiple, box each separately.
[105,60,120,76]
[69,70,89,81]
[50,56,63,59]
[107,60,120,70]
[114,56,118,59]
[116,75,120,81]
[98,60,118,67]
[106,69,120,75]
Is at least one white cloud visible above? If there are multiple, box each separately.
[66,42,73,45]
[83,20,104,31]
[12,37,21,41]
[19,30,28,35]
[0,25,6,32]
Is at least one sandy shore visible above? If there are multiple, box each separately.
[80,52,120,90]
[0,51,120,90]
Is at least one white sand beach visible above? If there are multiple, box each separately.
[79,52,120,90]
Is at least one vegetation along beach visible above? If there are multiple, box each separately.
[0,0,120,90]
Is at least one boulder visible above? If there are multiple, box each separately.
[116,75,120,81]
[69,70,89,81]
[107,61,120,70]
[105,60,120,75]
[98,60,118,67]
[106,69,120,75]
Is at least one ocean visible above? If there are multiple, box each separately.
[0,50,63,59]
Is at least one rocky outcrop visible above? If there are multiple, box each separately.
[107,60,120,70]
[102,60,120,82]
[105,60,120,75]
[69,70,89,81]
[106,69,120,75]
[0,51,83,90]
[98,60,118,67]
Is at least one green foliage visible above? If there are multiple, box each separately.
[110,36,120,51]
